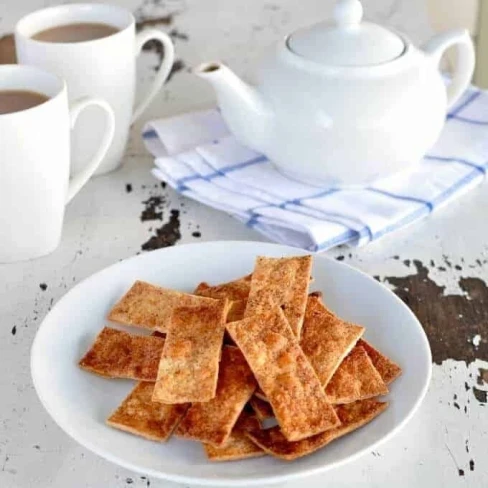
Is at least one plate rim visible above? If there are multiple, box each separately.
[30,240,432,486]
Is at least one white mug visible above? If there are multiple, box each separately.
[15,3,175,175]
[0,65,115,263]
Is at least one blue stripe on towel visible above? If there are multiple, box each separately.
[372,166,484,240]
[424,155,487,174]
[314,164,486,249]
[175,155,267,188]
[314,228,368,252]
[447,91,481,120]
[449,116,488,126]
[366,188,434,211]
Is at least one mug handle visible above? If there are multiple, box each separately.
[132,29,175,123]
[66,97,115,204]
[423,29,475,109]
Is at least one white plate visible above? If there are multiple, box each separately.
[31,241,431,486]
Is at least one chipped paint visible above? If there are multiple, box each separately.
[384,260,488,365]
[140,195,166,221]
[472,387,487,404]
[1,0,487,486]
[141,209,181,251]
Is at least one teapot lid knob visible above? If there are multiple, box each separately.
[334,0,363,28]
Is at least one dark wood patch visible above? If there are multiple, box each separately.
[140,195,166,221]
[141,209,180,251]
[169,28,189,41]
[384,260,488,365]
[472,387,487,404]
[167,59,186,80]
[478,368,488,385]
[135,15,174,31]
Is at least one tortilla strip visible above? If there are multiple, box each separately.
[176,346,257,446]
[194,274,252,300]
[108,280,217,332]
[245,256,312,337]
[204,412,265,461]
[227,309,340,442]
[324,346,389,404]
[300,295,365,387]
[195,274,252,322]
[245,399,388,460]
[152,300,228,403]
[107,382,188,442]
[254,389,268,402]
[78,327,164,381]
[358,339,402,385]
[249,395,274,421]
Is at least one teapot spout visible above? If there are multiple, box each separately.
[194,62,272,152]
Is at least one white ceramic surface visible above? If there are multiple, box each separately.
[195,0,475,187]
[0,65,114,263]
[15,3,175,175]
[288,0,405,66]
[30,241,431,486]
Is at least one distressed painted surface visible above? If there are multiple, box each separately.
[0,1,487,487]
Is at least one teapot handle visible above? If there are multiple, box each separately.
[423,29,475,110]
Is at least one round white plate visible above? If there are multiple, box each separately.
[31,241,431,486]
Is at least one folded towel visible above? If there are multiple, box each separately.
[143,87,488,251]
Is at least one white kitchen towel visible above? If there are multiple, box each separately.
[143,87,488,252]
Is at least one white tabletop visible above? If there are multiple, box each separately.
[1,1,487,487]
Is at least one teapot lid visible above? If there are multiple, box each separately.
[287,0,405,66]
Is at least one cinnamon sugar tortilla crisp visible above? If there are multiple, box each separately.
[324,345,389,404]
[254,388,268,402]
[107,382,188,442]
[245,256,312,337]
[249,395,274,421]
[152,300,228,404]
[194,274,251,322]
[176,346,257,446]
[204,412,265,461]
[108,280,217,332]
[78,327,164,381]
[358,339,402,385]
[245,399,388,460]
[227,308,340,442]
[300,295,364,387]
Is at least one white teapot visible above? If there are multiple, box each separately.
[196,0,475,187]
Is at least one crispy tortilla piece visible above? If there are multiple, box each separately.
[107,382,189,442]
[324,346,389,404]
[245,399,388,460]
[227,309,340,442]
[108,280,217,332]
[254,389,268,402]
[300,295,364,387]
[358,339,402,385]
[152,300,228,403]
[245,256,312,337]
[249,395,274,421]
[78,327,164,381]
[195,274,251,322]
[176,346,257,446]
[204,413,265,461]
